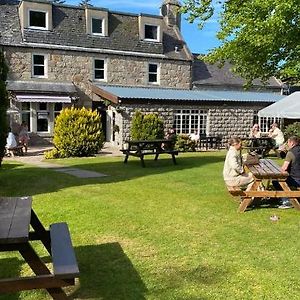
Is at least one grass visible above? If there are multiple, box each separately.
[0,152,299,300]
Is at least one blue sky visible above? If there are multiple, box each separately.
[66,0,221,54]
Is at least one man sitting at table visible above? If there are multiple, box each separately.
[275,136,300,209]
[223,137,254,189]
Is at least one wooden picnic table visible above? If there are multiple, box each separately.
[236,159,300,212]
[0,196,79,299]
[121,139,178,167]
[241,137,274,157]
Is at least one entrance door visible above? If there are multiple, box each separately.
[36,102,49,133]
[92,101,107,140]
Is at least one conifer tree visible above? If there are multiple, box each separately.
[0,50,9,167]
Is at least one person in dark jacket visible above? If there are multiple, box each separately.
[277,136,300,208]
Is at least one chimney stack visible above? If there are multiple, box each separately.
[161,0,181,30]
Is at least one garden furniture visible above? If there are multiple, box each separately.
[121,139,178,167]
[0,196,79,299]
[226,159,300,212]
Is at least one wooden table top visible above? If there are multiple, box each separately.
[246,159,288,180]
[0,196,32,244]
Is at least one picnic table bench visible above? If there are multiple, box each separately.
[121,139,178,167]
[226,159,300,212]
[6,145,24,157]
[0,196,79,299]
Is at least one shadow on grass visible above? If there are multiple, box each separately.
[73,242,147,299]
[0,258,22,300]
[0,154,225,198]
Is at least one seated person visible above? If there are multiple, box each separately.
[268,123,284,148]
[6,128,17,156]
[249,124,261,138]
[274,136,300,209]
[190,130,200,142]
[223,137,254,188]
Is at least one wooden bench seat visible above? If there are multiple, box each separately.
[226,185,245,197]
[50,222,79,280]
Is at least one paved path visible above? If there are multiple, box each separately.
[4,143,121,178]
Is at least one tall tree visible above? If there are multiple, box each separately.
[181,0,300,85]
[50,0,66,4]
[0,49,9,167]
[78,0,93,8]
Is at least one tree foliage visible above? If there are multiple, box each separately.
[79,0,93,7]
[0,50,9,166]
[181,0,300,84]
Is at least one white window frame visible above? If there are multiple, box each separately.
[32,54,48,78]
[91,17,104,36]
[148,62,160,85]
[174,109,208,135]
[144,24,160,42]
[93,58,107,81]
[28,9,48,30]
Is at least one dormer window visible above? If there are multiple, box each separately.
[91,17,104,35]
[29,10,47,29]
[144,24,159,41]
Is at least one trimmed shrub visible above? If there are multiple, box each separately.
[0,50,9,167]
[47,107,104,158]
[174,134,197,152]
[284,122,300,139]
[131,110,164,140]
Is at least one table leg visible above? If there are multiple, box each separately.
[238,181,260,212]
[124,154,129,163]
[171,154,177,165]
[30,209,51,254]
[18,243,69,300]
[140,155,145,167]
[279,182,300,210]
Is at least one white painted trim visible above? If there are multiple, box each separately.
[91,17,104,36]
[28,9,49,30]
[148,62,160,85]
[31,53,48,78]
[93,58,107,82]
[22,42,166,59]
[144,24,160,42]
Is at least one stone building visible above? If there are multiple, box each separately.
[1,0,283,147]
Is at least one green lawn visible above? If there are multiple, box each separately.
[0,152,299,300]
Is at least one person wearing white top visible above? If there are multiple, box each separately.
[268,123,284,148]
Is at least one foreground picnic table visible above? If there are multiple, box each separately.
[121,139,178,167]
[228,159,300,212]
[0,196,79,299]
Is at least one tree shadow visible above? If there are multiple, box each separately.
[72,242,147,299]
[0,154,225,198]
[0,257,22,300]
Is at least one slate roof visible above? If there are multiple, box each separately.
[6,80,77,94]
[192,55,282,89]
[93,84,284,103]
[0,0,189,60]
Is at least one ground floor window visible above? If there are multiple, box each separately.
[174,109,208,135]
[21,102,31,131]
[253,111,281,133]
[37,103,49,132]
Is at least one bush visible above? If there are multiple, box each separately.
[0,50,9,167]
[174,134,197,152]
[284,122,300,139]
[44,148,60,159]
[131,110,164,140]
[48,107,104,158]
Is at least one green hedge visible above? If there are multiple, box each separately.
[130,110,164,140]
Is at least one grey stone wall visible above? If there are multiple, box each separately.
[4,47,191,107]
[117,103,267,147]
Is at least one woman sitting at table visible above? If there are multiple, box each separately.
[223,137,254,188]
[249,124,261,138]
